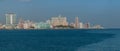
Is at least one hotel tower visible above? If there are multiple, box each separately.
[5,13,16,25]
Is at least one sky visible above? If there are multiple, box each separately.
[0,0,120,28]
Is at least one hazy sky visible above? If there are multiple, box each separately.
[0,0,120,28]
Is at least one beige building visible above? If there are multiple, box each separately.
[50,15,68,26]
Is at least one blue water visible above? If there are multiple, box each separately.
[0,29,118,51]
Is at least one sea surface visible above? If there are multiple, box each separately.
[0,29,119,51]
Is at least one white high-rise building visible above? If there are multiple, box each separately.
[5,13,16,25]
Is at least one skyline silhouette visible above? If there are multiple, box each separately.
[0,0,120,28]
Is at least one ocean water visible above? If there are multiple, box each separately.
[0,29,119,51]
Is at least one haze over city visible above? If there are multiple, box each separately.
[0,0,120,28]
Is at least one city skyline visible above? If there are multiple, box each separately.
[0,13,103,29]
[0,0,120,28]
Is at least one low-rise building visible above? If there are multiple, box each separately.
[92,25,104,29]
[35,22,51,29]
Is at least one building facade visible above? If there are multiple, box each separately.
[75,17,80,28]
[84,23,90,29]
[79,22,83,28]
[50,15,68,27]
[35,22,51,29]
[5,13,16,25]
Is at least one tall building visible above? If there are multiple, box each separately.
[75,17,80,28]
[5,13,16,25]
[50,15,68,27]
